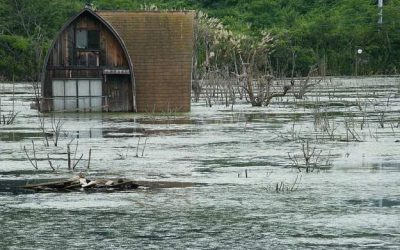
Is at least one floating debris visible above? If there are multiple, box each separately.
[22,175,195,192]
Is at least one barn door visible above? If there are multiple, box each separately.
[106,75,131,111]
[52,80,64,111]
[90,80,102,111]
[78,80,90,111]
[65,80,77,110]
[52,79,103,112]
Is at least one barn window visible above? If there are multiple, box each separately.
[87,30,100,49]
[52,79,103,112]
[76,30,100,50]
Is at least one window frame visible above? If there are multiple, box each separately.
[75,29,100,51]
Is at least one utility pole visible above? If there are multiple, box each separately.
[378,0,383,25]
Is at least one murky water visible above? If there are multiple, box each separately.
[0,78,399,249]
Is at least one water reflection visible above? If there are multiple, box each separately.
[0,131,43,142]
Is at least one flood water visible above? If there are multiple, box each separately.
[0,78,399,249]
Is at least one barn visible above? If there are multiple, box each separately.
[41,7,194,112]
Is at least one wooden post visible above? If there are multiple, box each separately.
[135,136,141,157]
[67,144,71,169]
[87,148,91,169]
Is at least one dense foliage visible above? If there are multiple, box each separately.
[1,0,400,80]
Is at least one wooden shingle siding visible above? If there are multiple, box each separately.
[98,12,194,112]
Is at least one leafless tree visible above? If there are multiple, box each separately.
[50,114,63,147]
[293,65,323,99]
[288,140,332,173]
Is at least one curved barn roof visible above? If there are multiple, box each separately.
[97,11,195,112]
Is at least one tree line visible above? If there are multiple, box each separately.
[1,0,400,81]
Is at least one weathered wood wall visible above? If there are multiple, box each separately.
[104,75,132,111]
[42,11,132,112]
[48,13,128,69]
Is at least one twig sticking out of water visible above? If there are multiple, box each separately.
[141,137,148,157]
[66,139,84,170]
[293,65,322,100]
[0,111,19,125]
[288,140,332,173]
[51,114,63,147]
[343,116,362,142]
[47,154,55,171]
[72,154,84,170]
[275,173,302,193]
[0,84,19,125]
[237,168,250,178]
[302,140,318,172]
[31,140,37,168]
[24,144,38,170]
[38,114,49,147]
[72,140,79,167]
[135,136,149,158]
[290,173,302,191]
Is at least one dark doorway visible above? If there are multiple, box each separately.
[104,75,132,112]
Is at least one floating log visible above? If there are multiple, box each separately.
[22,177,195,192]
[23,178,138,192]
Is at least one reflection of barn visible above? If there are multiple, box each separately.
[41,7,194,112]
